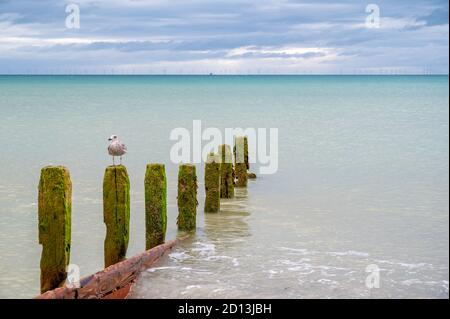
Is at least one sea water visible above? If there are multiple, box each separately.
[0,75,448,298]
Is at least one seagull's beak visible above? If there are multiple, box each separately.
[108,138,112,141]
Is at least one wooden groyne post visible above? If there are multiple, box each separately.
[219,144,234,198]
[204,152,220,212]
[38,166,72,293]
[177,164,198,231]
[103,165,130,268]
[144,164,167,250]
[244,136,249,170]
[234,136,248,187]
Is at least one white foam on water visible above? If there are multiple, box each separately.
[317,265,351,271]
[279,247,312,255]
[186,285,202,290]
[146,266,178,272]
[327,250,370,257]
[375,259,433,270]
[169,251,192,261]
[442,281,449,293]
[401,279,423,286]
[317,278,338,285]
[204,255,232,261]
[191,242,216,256]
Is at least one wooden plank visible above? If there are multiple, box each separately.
[102,281,134,299]
[35,236,187,299]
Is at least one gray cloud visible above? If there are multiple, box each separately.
[419,7,449,26]
[0,0,448,74]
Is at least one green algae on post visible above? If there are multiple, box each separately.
[144,164,167,250]
[103,165,130,268]
[244,136,249,170]
[234,136,248,187]
[234,136,249,170]
[177,164,198,231]
[204,152,221,213]
[38,166,72,293]
[219,144,234,198]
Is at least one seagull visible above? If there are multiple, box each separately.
[108,135,127,165]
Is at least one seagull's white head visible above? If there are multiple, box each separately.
[108,135,118,142]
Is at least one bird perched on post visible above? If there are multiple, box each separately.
[108,135,127,165]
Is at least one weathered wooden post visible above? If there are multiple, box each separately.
[219,144,234,198]
[38,166,72,293]
[177,164,198,231]
[234,136,248,187]
[103,165,130,268]
[144,164,167,250]
[244,136,249,170]
[204,152,220,212]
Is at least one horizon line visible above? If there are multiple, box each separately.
[0,73,448,76]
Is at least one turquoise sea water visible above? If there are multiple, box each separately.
[0,75,448,298]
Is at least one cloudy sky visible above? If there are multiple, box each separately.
[0,0,448,74]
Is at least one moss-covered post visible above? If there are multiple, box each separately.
[144,164,167,250]
[219,144,234,198]
[38,166,72,293]
[204,152,220,213]
[177,164,198,231]
[234,136,248,187]
[244,136,249,170]
[103,165,130,268]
